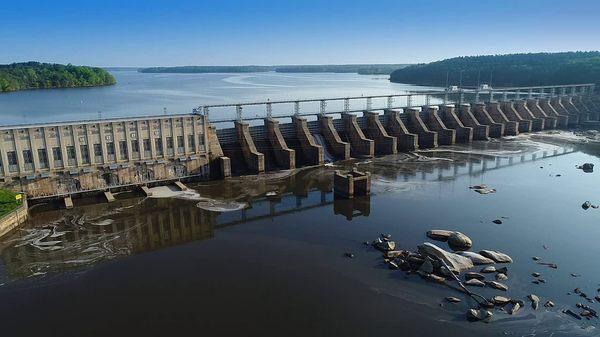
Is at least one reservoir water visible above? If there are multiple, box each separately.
[0,71,599,336]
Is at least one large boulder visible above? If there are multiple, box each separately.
[426,230,454,241]
[447,232,472,251]
[417,242,474,272]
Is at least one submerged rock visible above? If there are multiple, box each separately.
[373,238,396,252]
[492,219,503,224]
[495,273,508,281]
[479,250,513,263]
[492,296,511,306]
[459,251,495,265]
[532,272,541,277]
[417,242,474,272]
[464,272,485,280]
[528,294,540,310]
[445,296,461,303]
[426,230,454,241]
[485,281,508,291]
[506,301,521,315]
[467,309,493,322]
[577,163,594,173]
[465,279,485,287]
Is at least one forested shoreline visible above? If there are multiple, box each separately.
[389,52,600,87]
[0,62,116,92]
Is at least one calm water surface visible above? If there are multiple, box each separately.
[0,134,599,336]
[0,70,435,125]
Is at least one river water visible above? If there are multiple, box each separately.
[0,72,599,336]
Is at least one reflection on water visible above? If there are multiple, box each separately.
[1,132,599,336]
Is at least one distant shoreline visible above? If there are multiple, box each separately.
[138,64,409,75]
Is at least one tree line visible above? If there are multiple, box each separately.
[389,51,600,88]
[0,62,116,92]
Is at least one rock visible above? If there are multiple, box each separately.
[480,266,496,273]
[507,301,521,315]
[485,281,508,291]
[380,233,392,239]
[416,271,446,283]
[465,279,485,287]
[528,294,540,310]
[384,250,407,258]
[563,309,582,320]
[417,242,474,272]
[496,266,508,274]
[582,201,592,210]
[595,296,600,303]
[492,219,503,224]
[571,273,581,277]
[532,272,541,277]
[532,280,540,285]
[538,262,557,269]
[577,163,594,172]
[447,232,473,251]
[344,252,354,258]
[495,273,508,281]
[373,238,396,252]
[532,256,540,261]
[458,251,495,265]
[492,296,511,306]
[418,257,434,274]
[467,309,493,322]
[544,301,555,308]
[426,230,454,241]
[464,272,485,280]
[479,250,513,263]
[469,185,497,195]
[388,261,399,269]
[445,296,461,303]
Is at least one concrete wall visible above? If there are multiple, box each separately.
[499,101,531,133]
[422,106,455,145]
[318,115,351,160]
[0,197,27,239]
[405,108,438,148]
[486,102,518,135]
[541,98,570,128]
[551,97,579,126]
[526,99,557,129]
[455,104,489,140]
[437,105,473,143]
[514,100,544,131]
[290,116,324,165]
[265,118,295,169]
[363,111,397,155]
[341,114,375,158]
[383,109,418,151]
[472,103,504,138]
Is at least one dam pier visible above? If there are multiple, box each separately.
[0,83,597,206]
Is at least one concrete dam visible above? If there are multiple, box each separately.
[0,83,597,205]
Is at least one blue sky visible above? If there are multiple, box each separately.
[1,0,599,67]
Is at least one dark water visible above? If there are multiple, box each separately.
[0,134,599,336]
[0,70,435,125]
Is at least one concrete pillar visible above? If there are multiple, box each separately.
[318,115,350,160]
[363,111,397,155]
[422,106,455,145]
[342,114,374,158]
[234,121,265,173]
[582,96,600,121]
[405,108,438,148]
[383,109,418,151]
[526,99,557,129]
[438,105,474,143]
[551,97,578,126]
[499,101,531,133]
[542,98,569,128]
[514,100,544,131]
[486,102,518,135]
[265,118,295,169]
[291,116,324,165]
[455,104,489,140]
[472,103,504,138]
[573,95,593,122]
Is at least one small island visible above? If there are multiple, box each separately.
[0,62,116,92]
[389,51,600,87]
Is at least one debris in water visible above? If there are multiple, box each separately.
[576,163,594,173]
[469,184,496,194]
